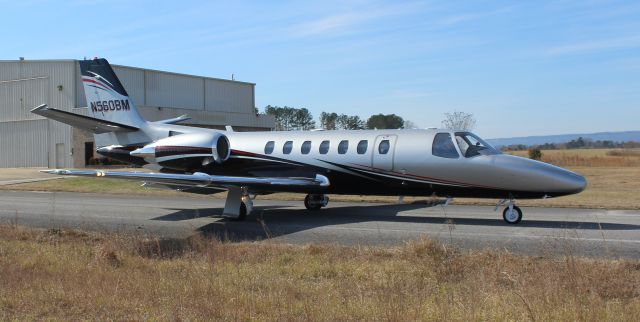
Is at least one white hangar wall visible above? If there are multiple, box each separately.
[0,59,274,168]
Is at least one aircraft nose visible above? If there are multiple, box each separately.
[553,167,587,194]
[493,155,587,196]
[528,159,587,195]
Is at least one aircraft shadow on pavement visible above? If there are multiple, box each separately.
[151,206,289,221]
[183,203,640,242]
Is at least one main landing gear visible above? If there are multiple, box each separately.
[496,198,523,224]
[304,194,329,210]
[223,187,253,221]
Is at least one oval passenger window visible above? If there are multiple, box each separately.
[301,141,311,154]
[264,141,275,154]
[378,140,390,154]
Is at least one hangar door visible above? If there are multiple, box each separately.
[0,77,50,167]
[0,120,49,167]
[371,135,397,171]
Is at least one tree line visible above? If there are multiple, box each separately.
[503,137,640,151]
[263,106,478,132]
[264,105,407,130]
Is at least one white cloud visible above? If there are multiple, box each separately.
[546,35,640,55]
[292,2,425,37]
[438,6,514,27]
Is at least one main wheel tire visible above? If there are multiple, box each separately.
[230,202,248,221]
[503,206,522,224]
[304,194,322,210]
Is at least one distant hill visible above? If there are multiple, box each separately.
[486,131,640,148]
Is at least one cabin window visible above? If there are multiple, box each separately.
[301,141,311,154]
[357,140,368,154]
[378,140,390,154]
[319,140,330,154]
[283,141,293,154]
[338,140,349,154]
[264,141,275,154]
[432,133,459,159]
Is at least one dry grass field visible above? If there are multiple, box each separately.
[2,148,639,209]
[1,224,639,321]
[509,148,640,167]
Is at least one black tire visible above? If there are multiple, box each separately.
[304,194,322,210]
[502,206,522,224]
[230,202,247,221]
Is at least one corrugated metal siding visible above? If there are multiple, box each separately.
[145,71,204,110]
[0,120,49,167]
[0,62,20,81]
[113,66,145,106]
[0,60,76,114]
[0,61,75,168]
[0,77,48,122]
[17,61,76,112]
[205,79,254,114]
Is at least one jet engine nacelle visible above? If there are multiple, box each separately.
[130,132,230,170]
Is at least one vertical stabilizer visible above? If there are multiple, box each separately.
[79,58,146,128]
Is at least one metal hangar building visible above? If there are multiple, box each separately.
[0,59,274,168]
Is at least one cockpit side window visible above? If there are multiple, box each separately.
[454,132,500,158]
[432,133,459,159]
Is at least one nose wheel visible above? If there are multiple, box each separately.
[496,198,523,224]
[502,205,522,224]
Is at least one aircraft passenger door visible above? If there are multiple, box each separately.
[372,135,397,171]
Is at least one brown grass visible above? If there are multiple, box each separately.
[606,149,640,157]
[509,148,640,167]
[0,224,639,320]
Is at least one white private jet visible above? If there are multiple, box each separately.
[33,58,586,224]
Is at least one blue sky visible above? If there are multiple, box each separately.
[2,0,639,138]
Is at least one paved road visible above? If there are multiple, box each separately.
[0,191,638,259]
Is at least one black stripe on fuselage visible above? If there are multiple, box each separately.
[99,147,558,199]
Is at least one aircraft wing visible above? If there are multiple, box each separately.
[42,169,330,191]
[31,104,138,134]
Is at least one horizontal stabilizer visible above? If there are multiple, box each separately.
[31,104,139,134]
[154,114,191,125]
[41,169,330,191]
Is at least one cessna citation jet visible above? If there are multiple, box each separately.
[32,58,586,224]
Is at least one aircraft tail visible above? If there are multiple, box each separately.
[79,58,147,129]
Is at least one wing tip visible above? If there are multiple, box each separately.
[30,104,49,113]
[40,169,71,175]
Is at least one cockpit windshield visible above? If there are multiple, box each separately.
[454,132,501,158]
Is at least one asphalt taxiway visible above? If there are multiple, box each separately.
[0,191,638,258]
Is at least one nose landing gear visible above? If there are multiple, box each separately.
[497,198,523,224]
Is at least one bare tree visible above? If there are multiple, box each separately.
[403,120,419,129]
[441,111,476,131]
